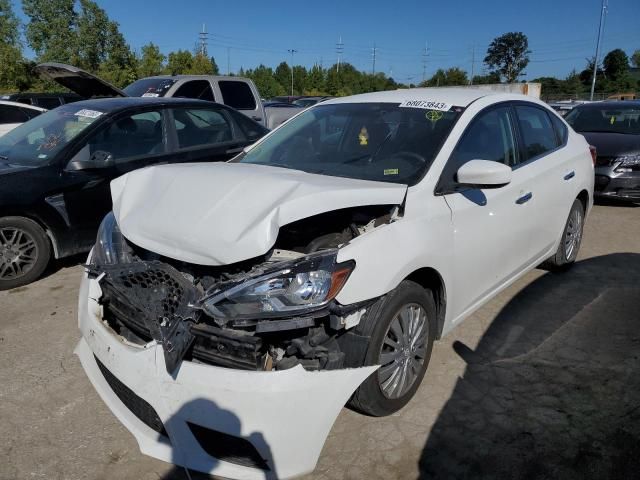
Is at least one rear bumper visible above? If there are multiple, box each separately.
[75,273,377,479]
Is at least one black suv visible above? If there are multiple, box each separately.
[0,97,268,289]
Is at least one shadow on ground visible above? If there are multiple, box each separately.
[419,253,640,479]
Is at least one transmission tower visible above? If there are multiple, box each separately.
[336,36,344,72]
[198,24,208,56]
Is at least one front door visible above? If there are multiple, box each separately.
[439,105,536,323]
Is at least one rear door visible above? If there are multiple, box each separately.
[165,105,260,164]
[438,104,537,322]
[511,103,575,259]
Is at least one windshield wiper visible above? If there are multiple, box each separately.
[342,131,394,165]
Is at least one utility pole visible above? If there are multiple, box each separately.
[590,0,608,101]
[227,47,230,75]
[422,42,429,83]
[336,36,344,73]
[288,49,297,96]
[198,24,208,56]
[470,45,475,85]
[371,42,377,75]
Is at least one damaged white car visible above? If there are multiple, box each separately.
[75,88,594,478]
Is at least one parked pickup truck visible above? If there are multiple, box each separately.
[35,63,301,130]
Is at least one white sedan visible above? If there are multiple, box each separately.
[75,88,594,479]
[0,100,46,136]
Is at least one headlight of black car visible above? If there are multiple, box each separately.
[202,251,354,320]
[91,212,132,265]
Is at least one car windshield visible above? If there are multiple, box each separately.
[124,78,177,97]
[238,102,461,185]
[565,105,640,135]
[0,104,103,166]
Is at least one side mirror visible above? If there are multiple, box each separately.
[66,149,114,171]
[456,159,512,188]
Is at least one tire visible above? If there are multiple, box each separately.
[349,280,436,417]
[0,216,51,290]
[542,198,585,271]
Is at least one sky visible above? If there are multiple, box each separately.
[14,0,640,83]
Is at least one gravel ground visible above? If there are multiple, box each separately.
[1,202,639,480]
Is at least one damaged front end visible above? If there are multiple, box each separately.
[88,204,399,375]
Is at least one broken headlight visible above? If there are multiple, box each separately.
[91,212,132,265]
[202,251,354,320]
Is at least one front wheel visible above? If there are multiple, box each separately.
[542,198,585,271]
[349,280,436,416]
[0,216,51,290]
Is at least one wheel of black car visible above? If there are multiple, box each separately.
[0,216,51,290]
[349,280,436,417]
[542,199,585,271]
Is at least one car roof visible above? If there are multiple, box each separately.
[57,96,225,113]
[323,87,511,107]
[0,100,48,111]
[139,75,250,82]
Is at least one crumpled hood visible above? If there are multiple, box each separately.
[111,162,407,265]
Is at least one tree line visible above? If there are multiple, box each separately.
[0,0,638,100]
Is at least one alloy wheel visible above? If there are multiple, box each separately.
[564,208,583,261]
[378,303,429,399]
[0,227,38,280]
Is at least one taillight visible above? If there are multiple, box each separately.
[589,145,597,166]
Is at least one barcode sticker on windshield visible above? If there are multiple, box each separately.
[142,93,159,97]
[399,100,451,111]
[75,109,103,119]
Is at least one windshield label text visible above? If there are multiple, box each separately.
[399,100,451,111]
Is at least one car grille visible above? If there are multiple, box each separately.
[188,422,270,470]
[95,355,168,439]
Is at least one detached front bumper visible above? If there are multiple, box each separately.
[75,274,377,479]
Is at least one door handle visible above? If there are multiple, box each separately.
[564,171,575,181]
[516,192,533,204]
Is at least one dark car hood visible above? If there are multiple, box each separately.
[580,132,640,157]
[35,63,127,99]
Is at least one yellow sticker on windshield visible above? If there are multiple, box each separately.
[359,127,369,146]
[384,168,399,175]
[425,110,443,122]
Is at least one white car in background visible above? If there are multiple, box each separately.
[0,100,46,136]
[75,88,594,479]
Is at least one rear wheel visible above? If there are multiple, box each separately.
[0,216,51,290]
[542,198,584,271]
[349,280,436,416]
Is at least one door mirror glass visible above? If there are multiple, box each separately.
[456,159,512,188]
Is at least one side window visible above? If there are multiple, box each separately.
[549,113,568,146]
[219,81,257,110]
[0,105,29,124]
[439,106,516,191]
[228,109,268,141]
[514,105,558,159]
[88,111,164,162]
[38,97,63,110]
[173,80,215,101]
[172,108,233,149]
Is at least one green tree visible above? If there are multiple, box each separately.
[304,64,325,94]
[472,72,500,84]
[23,0,78,64]
[484,32,530,83]
[274,62,291,93]
[76,0,110,71]
[602,49,629,81]
[210,56,220,75]
[188,52,215,74]
[0,0,20,46]
[0,0,32,91]
[292,65,307,95]
[632,50,640,68]
[137,42,165,77]
[96,21,137,88]
[166,50,193,75]
[421,67,468,87]
[246,65,285,98]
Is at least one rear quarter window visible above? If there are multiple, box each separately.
[514,105,558,160]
